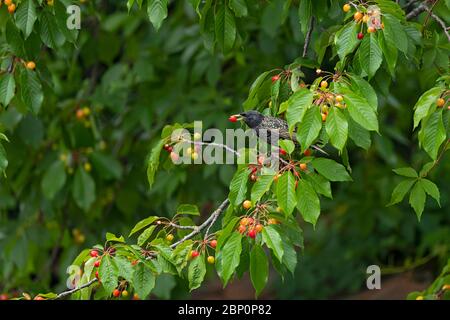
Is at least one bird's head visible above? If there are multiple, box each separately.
[230,110,264,128]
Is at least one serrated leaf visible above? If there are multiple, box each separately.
[250,245,268,297]
[147,0,168,31]
[15,0,37,38]
[296,106,322,152]
[311,158,352,181]
[348,116,372,150]
[413,87,443,129]
[251,172,275,204]
[409,181,426,220]
[115,256,134,282]
[137,226,156,246]
[325,107,348,152]
[335,21,359,60]
[344,91,379,132]
[359,33,382,79]
[419,110,446,160]
[39,11,65,49]
[229,0,248,17]
[276,171,297,216]
[129,216,158,237]
[419,179,440,206]
[296,179,320,226]
[171,240,193,273]
[188,254,206,291]
[387,179,416,206]
[215,2,236,52]
[176,204,200,216]
[20,69,43,114]
[383,14,407,53]
[0,73,16,107]
[132,262,155,299]
[393,167,418,178]
[304,173,332,199]
[228,167,249,206]
[98,255,119,295]
[220,232,242,286]
[261,225,284,263]
[286,88,314,133]
[147,140,164,188]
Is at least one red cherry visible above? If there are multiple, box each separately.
[95,271,100,279]
[248,229,257,239]
[94,260,100,268]
[280,148,287,155]
[247,217,254,225]
[228,115,238,122]
[113,289,120,297]
[210,240,217,248]
[250,166,258,174]
[303,149,311,156]
[90,250,99,258]
[271,75,280,82]
[0,294,8,300]
[357,32,364,40]
[191,250,200,258]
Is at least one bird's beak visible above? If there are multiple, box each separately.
[231,114,244,121]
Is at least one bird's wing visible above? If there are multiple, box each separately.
[257,116,298,144]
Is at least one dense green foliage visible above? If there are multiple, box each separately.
[0,0,449,300]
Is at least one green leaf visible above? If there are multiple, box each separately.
[132,262,155,299]
[243,72,271,110]
[15,0,37,38]
[20,69,43,114]
[176,204,200,216]
[229,0,248,17]
[90,152,122,180]
[413,87,443,129]
[137,226,156,246]
[129,216,158,237]
[215,2,236,52]
[114,256,134,282]
[276,171,297,216]
[304,173,332,199]
[217,216,240,251]
[220,232,243,286]
[286,88,314,133]
[98,255,119,295]
[347,74,378,111]
[251,172,275,204]
[419,162,434,177]
[172,240,193,273]
[147,140,164,188]
[325,107,348,152]
[298,0,312,35]
[419,110,446,160]
[0,143,8,174]
[383,14,407,54]
[250,245,268,297]
[311,158,352,181]
[279,140,295,154]
[378,29,398,76]
[261,225,284,263]
[344,91,379,132]
[359,33,382,79]
[296,179,320,226]
[296,106,322,152]
[147,0,168,31]
[0,73,16,107]
[5,20,25,57]
[335,21,359,60]
[393,167,418,178]
[38,11,65,49]
[41,161,66,200]
[228,167,249,206]
[387,179,416,206]
[188,254,206,291]
[106,232,125,243]
[348,116,372,150]
[409,181,426,220]
[72,167,96,211]
[419,179,440,206]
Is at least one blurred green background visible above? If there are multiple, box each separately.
[0,0,449,299]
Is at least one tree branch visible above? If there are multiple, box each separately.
[406,3,427,19]
[302,17,315,58]
[54,278,98,300]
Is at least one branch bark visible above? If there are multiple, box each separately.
[302,17,315,58]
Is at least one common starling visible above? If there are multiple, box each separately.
[231,110,326,153]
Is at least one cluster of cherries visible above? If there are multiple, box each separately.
[190,239,217,265]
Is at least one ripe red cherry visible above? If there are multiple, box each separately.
[191,250,200,258]
[304,149,311,156]
[94,260,100,268]
[113,289,120,297]
[90,250,99,258]
[271,75,280,82]
[95,271,100,279]
[248,229,257,239]
[228,115,238,122]
[210,240,217,248]
[357,32,364,40]
[280,148,287,155]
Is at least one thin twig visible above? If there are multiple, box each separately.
[425,7,450,42]
[168,222,197,230]
[54,279,98,300]
[302,17,315,58]
[406,3,427,19]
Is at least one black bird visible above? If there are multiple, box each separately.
[231,110,327,154]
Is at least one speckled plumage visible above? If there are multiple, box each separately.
[240,110,298,145]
